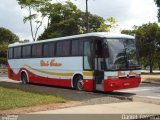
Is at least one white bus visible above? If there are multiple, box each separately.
[8,32,141,92]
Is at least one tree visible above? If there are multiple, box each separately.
[154,0,160,21]
[17,0,50,41]
[0,27,19,64]
[154,0,160,51]
[98,17,118,32]
[121,29,136,36]
[38,1,80,39]
[0,27,19,43]
[38,1,118,40]
[154,52,160,70]
[122,23,160,73]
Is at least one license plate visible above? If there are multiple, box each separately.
[124,83,130,86]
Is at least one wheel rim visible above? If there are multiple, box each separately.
[77,79,84,90]
[22,74,27,84]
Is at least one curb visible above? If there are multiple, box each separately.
[109,94,133,101]
[133,96,160,105]
[142,81,160,85]
[110,94,160,105]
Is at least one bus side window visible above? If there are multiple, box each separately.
[56,42,63,57]
[32,44,42,58]
[8,48,13,59]
[22,45,31,58]
[13,47,21,59]
[71,39,83,56]
[43,42,55,57]
[83,41,93,70]
[56,41,70,57]
[62,41,70,56]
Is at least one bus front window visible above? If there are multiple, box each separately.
[104,38,140,70]
[124,39,139,68]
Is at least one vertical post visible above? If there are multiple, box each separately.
[86,0,89,33]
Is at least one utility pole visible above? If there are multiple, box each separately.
[75,0,90,32]
[86,0,89,33]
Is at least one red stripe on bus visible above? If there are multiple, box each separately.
[27,70,72,87]
[8,65,20,81]
[8,65,72,87]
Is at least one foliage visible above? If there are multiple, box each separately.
[0,27,19,43]
[154,0,160,21]
[98,17,118,32]
[121,29,136,36]
[0,27,19,64]
[17,0,50,41]
[121,23,160,73]
[38,1,118,40]
[17,1,118,40]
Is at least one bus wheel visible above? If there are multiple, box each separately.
[21,72,28,84]
[74,76,84,91]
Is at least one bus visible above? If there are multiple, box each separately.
[8,32,141,92]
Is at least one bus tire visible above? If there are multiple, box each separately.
[73,75,83,91]
[21,72,28,84]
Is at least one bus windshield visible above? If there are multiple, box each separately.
[104,38,140,70]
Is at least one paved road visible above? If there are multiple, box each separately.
[33,102,160,114]
[0,75,160,104]
[113,83,160,100]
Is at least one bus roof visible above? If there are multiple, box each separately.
[9,32,135,47]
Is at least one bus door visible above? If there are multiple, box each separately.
[94,40,106,91]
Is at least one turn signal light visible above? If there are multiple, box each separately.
[110,83,115,87]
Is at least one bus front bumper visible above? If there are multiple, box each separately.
[104,77,141,92]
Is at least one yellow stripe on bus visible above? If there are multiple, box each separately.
[83,71,93,76]
[24,64,93,77]
[24,64,74,76]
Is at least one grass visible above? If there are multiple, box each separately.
[0,86,66,110]
[141,75,160,82]
[143,77,160,82]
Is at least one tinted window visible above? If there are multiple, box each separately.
[71,39,83,56]
[43,42,55,57]
[32,44,42,57]
[56,42,63,56]
[13,47,21,58]
[63,41,70,56]
[56,41,70,56]
[83,41,93,70]
[22,45,31,58]
[8,48,13,59]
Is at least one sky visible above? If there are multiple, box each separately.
[0,0,158,41]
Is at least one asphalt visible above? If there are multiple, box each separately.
[32,102,160,114]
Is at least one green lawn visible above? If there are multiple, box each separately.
[0,86,66,110]
[144,77,160,82]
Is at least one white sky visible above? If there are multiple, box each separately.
[0,0,158,41]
